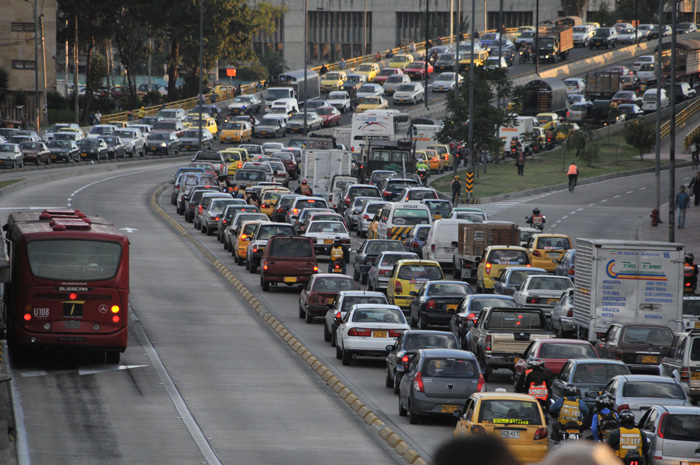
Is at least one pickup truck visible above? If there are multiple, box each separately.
[260,235,318,291]
[464,306,554,380]
[326,91,354,113]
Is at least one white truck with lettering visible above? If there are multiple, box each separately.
[572,239,684,342]
[498,115,538,152]
[300,149,353,198]
[350,113,396,153]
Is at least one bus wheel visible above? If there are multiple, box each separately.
[105,351,120,364]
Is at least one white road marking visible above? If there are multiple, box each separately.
[613,195,620,198]
[626,191,634,194]
[601,199,608,203]
[119,227,138,233]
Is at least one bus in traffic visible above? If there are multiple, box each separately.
[2,209,130,363]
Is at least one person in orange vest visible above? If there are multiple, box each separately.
[294,179,313,196]
[567,162,579,192]
[515,358,549,408]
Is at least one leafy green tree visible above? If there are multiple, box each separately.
[47,91,67,112]
[107,1,152,99]
[257,51,287,78]
[624,121,656,161]
[578,126,598,167]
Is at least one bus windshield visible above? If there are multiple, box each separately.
[27,239,123,281]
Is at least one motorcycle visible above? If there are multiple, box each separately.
[329,257,346,274]
[525,216,546,232]
[519,48,531,64]
[560,420,583,441]
[622,450,642,465]
[417,168,429,185]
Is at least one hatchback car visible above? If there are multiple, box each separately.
[550,359,631,410]
[352,239,410,285]
[298,274,358,323]
[399,348,484,424]
[336,304,409,365]
[393,83,425,105]
[357,201,387,238]
[513,275,574,315]
[598,324,675,373]
[453,392,548,463]
[639,406,700,465]
[514,338,599,386]
[476,245,531,293]
[324,290,388,345]
[409,281,473,329]
[525,234,572,272]
[492,266,548,296]
[603,375,691,421]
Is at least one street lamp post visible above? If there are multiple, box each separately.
[25,0,40,131]
[198,0,203,151]
[303,0,308,135]
[468,0,476,174]
[654,0,663,217]
[535,0,540,75]
[669,0,679,240]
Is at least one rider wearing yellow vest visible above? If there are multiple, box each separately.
[549,385,590,442]
[328,237,346,273]
[607,410,649,463]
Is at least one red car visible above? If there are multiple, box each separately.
[404,61,434,80]
[298,273,358,322]
[374,68,403,85]
[513,338,599,386]
[316,106,342,127]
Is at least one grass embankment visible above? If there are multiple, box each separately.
[0,180,24,189]
[432,134,655,198]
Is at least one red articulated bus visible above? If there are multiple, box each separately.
[2,209,129,363]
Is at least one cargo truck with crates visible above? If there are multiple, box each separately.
[451,222,520,282]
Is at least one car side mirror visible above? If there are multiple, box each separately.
[386,344,395,351]
[409,291,418,296]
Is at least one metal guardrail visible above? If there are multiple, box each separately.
[660,98,700,141]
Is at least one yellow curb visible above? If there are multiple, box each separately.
[395,442,409,455]
[338,387,351,398]
[363,412,378,425]
[386,433,401,447]
[357,406,370,418]
[412,457,427,465]
[379,426,393,439]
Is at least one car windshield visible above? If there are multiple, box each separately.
[358,64,374,72]
[20,142,42,150]
[307,222,347,234]
[312,277,356,292]
[488,310,545,330]
[520,32,535,38]
[539,343,596,359]
[78,139,99,147]
[361,97,381,105]
[527,277,572,291]
[386,76,404,83]
[573,27,588,33]
[359,85,378,92]
[224,123,244,130]
[113,130,134,138]
[596,29,611,36]
[423,357,478,378]
[571,363,629,383]
[622,326,673,345]
[351,308,404,323]
[235,170,266,181]
[398,265,442,280]
[622,381,685,399]
[660,414,700,441]
[392,209,430,225]
[478,400,542,425]
[427,283,470,295]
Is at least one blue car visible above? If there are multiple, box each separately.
[404,224,431,258]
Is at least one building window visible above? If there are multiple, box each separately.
[308,11,371,61]
[486,12,534,30]
[12,22,35,32]
[12,60,36,70]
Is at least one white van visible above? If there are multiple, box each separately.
[422,219,471,269]
[637,63,656,82]
[642,88,670,112]
[376,202,432,241]
[270,98,299,116]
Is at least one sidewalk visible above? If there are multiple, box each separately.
[638,198,699,257]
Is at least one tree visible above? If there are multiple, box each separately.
[560,0,588,18]
[436,66,515,173]
[624,121,656,161]
[257,51,287,78]
[578,126,598,167]
[108,1,152,99]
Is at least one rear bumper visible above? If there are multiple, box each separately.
[420,311,456,325]
[410,392,469,416]
[262,273,313,284]
[12,325,128,351]
[485,353,518,370]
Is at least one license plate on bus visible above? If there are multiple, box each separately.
[641,355,658,364]
[501,430,520,439]
[447,304,458,312]
[373,331,387,338]
[283,277,297,283]
[441,405,458,413]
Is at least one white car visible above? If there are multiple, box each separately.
[382,75,411,96]
[484,56,508,70]
[564,78,586,95]
[572,25,595,47]
[86,124,118,138]
[356,83,384,99]
[326,91,353,113]
[286,112,323,132]
[227,95,263,114]
[432,72,462,92]
[513,275,574,316]
[262,142,286,155]
[0,143,23,169]
[617,28,641,45]
[335,304,410,366]
[633,55,655,72]
[303,220,351,256]
[43,123,82,142]
[393,82,425,105]
[112,127,145,157]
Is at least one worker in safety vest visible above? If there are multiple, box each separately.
[607,410,649,464]
[591,394,619,442]
[294,179,313,196]
[567,162,579,191]
[550,385,590,442]
[328,237,346,273]
[515,358,549,406]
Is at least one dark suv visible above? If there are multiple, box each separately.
[589,28,617,49]
[260,236,317,291]
[597,323,675,373]
[379,178,421,202]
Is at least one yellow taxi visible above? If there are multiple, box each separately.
[259,187,290,217]
[214,85,236,95]
[420,149,444,173]
[458,50,489,70]
[426,144,453,170]
[453,392,549,463]
[321,71,347,92]
[525,234,572,273]
[219,121,253,144]
[234,220,269,266]
[476,245,530,293]
[220,147,250,176]
[389,54,415,70]
[386,259,444,311]
[355,63,380,82]
[355,96,389,113]
[535,112,559,130]
[183,115,218,135]
[511,25,535,39]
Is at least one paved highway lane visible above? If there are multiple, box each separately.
[1,164,403,465]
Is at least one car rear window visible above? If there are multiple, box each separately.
[259,224,295,240]
[428,283,470,295]
[267,237,313,257]
[312,277,356,292]
[341,296,387,311]
[539,343,596,359]
[571,363,629,383]
[622,327,673,345]
[297,199,328,210]
[350,187,380,198]
[487,250,529,265]
[454,212,485,223]
[470,298,518,313]
[366,241,406,254]
[487,310,546,330]
[397,265,443,280]
[352,308,404,323]
[660,414,700,441]
[307,222,347,234]
[621,381,685,399]
[683,299,700,316]
[692,338,700,361]
[415,227,431,241]
[528,277,572,291]
[392,209,430,225]
[427,202,451,213]
[387,181,419,190]
[423,357,478,378]
[478,400,542,425]
[404,333,458,350]
[381,254,417,267]
[536,237,571,249]
[235,170,266,181]
[408,190,437,200]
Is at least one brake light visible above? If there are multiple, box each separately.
[335,311,341,319]
[253,246,258,253]
[527,297,538,304]
[534,427,549,440]
[470,425,485,434]
[394,281,403,294]
[263,260,268,271]
[477,374,486,392]
[261,204,267,208]
[344,196,351,205]
[412,241,419,248]
[567,308,573,317]
[348,327,372,336]
[198,205,204,214]
[389,329,405,337]
[431,244,435,252]
[401,355,410,363]
[379,269,392,277]
[617,403,630,413]
[485,335,492,351]
[383,190,392,197]
[214,216,219,221]
[532,250,541,257]
[292,208,298,215]
[313,265,318,272]
[426,300,436,310]
[568,265,575,275]
[657,412,669,438]
[333,262,342,270]
[413,371,425,392]
[485,262,492,274]
[276,207,284,213]
[467,313,477,324]
[680,367,690,382]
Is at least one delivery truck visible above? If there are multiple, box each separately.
[585,72,621,100]
[538,26,574,63]
[300,149,353,197]
[451,222,520,282]
[572,239,685,342]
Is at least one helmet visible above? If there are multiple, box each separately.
[533,208,541,215]
[619,409,635,428]
[301,179,308,185]
[686,252,695,263]
[595,394,614,411]
[564,385,578,398]
[526,357,545,370]
[454,175,460,179]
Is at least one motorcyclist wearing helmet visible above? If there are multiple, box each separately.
[451,175,462,205]
[684,252,699,293]
[526,208,546,230]
[416,158,430,173]
[328,237,346,273]
[515,357,549,399]
[591,394,619,442]
[607,410,649,464]
[295,179,313,196]
[550,385,590,442]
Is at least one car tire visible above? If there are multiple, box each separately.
[409,311,417,328]
[398,397,407,416]
[360,273,368,285]
[335,344,342,360]
[305,308,313,324]
[353,268,360,281]
[393,373,401,394]
[250,262,257,274]
[341,348,352,366]
[165,147,170,156]
[261,276,270,291]
[323,323,331,342]
[385,368,394,388]
[408,402,421,425]
[201,225,207,234]
[418,313,427,330]
[206,226,213,236]
[331,328,337,347]
[483,363,492,381]
[298,304,305,319]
